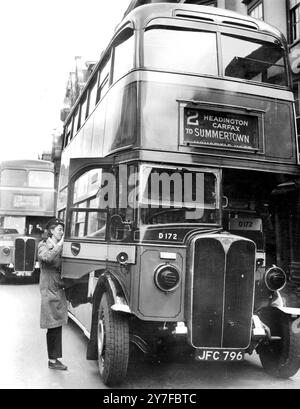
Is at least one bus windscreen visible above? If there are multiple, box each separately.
[222,34,287,86]
[139,166,219,225]
[144,28,218,76]
[144,27,287,87]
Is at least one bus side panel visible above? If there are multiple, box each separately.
[130,246,186,321]
[58,80,137,192]
[102,81,138,156]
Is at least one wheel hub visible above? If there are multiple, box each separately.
[98,317,105,371]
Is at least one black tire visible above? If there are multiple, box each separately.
[258,315,300,379]
[97,292,129,386]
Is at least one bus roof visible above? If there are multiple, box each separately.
[0,159,54,171]
[118,2,285,42]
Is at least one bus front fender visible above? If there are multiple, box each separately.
[271,287,300,315]
[87,271,130,360]
[106,274,131,314]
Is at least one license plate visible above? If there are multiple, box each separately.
[195,350,245,362]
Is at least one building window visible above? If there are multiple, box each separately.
[291,3,300,43]
[248,1,264,20]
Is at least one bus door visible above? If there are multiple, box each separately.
[62,157,115,330]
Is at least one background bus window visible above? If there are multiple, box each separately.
[112,28,134,83]
[144,28,218,76]
[1,169,27,187]
[28,171,54,188]
[0,216,26,234]
[222,35,287,86]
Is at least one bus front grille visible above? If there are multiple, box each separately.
[15,237,36,273]
[190,235,255,349]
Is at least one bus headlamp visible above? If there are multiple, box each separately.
[2,247,11,256]
[154,264,181,293]
[264,266,287,292]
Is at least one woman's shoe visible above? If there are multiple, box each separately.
[48,359,68,371]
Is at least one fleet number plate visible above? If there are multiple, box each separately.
[196,350,245,362]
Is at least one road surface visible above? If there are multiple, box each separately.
[1,281,300,389]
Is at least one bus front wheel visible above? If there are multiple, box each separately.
[97,292,129,386]
[258,315,300,379]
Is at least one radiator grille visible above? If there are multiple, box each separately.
[191,236,255,349]
[223,241,256,348]
[15,237,36,272]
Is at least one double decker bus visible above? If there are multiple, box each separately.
[0,159,56,281]
[59,2,300,385]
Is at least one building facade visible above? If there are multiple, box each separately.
[60,57,96,123]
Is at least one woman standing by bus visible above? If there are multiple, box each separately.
[38,218,68,371]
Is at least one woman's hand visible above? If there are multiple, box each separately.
[58,235,65,247]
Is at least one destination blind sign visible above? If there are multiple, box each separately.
[184,108,259,151]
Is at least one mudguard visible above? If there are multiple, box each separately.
[87,271,130,360]
[271,284,300,316]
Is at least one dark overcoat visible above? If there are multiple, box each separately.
[38,239,68,329]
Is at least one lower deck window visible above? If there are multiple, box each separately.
[70,210,107,239]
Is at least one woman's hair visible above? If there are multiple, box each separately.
[47,223,64,238]
[47,228,54,238]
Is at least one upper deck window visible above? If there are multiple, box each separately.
[88,76,98,113]
[73,108,80,135]
[96,57,111,104]
[1,169,27,187]
[291,3,300,43]
[144,27,218,76]
[112,28,134,82]
[28,171,54,188]
[80,94,88,127]
[64,120,72,147]
[222,35,287,87]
